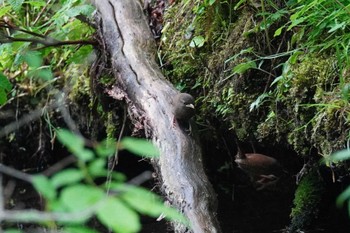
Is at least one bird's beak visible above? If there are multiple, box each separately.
[186,104,195,109]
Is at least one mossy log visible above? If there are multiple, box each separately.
[92,1,221,232]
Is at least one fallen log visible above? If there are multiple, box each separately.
[92,1,221,232]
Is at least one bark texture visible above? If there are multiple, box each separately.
[92,1,222,232]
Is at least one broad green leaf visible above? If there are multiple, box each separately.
[232,61,256,74]
[32,175,56,201]
[289,51,303,64]
[25,1,47,7]
[117,185,188,225]
[342,84,350,101]
[4,230,22,233]
[0,73,12,91]
[95,138,116,158]
[0,6,11,17]
[36,68,53,81]
[120,137,159,158]
[209,0,216,5]
[79,148,95,162]
[287,17,306,31]
[96,197,140,233]
[51,169,84,188]
[56,129,94,161]
[23,51,42,69]
[60,184,104,212]
[8,0,24,11]
[336,186,350,208]
[0,89,7,105]
[67,46,93,64]
[65,5,95,17]
[328,149,350,162]
[57,129,84,149]
[88,158,107,177]
[111,172,127,182]
[63,226,99,233]
[189,36,205,48]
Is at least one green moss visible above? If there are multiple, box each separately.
[161,0,235,83]
[254,53,350,155]
[161,2,350,157]
[289,169,324,231]
[105,111,117,141]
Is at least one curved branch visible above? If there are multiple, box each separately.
[92,0,222,232]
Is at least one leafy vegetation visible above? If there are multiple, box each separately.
[1,0,350,232]
[160,0,350,231]
[325,149,350,217]
[29,129,185,233]
[0,0,95,109]
[0,1,186,232]
[161,0,350,156]
[289,169,324,231]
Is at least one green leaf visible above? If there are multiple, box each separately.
[110,172,127,183]
[23,51,42,69]
[120,137,159,158]
[57,129,84,149]
[32,175,56,201]
[63,226,99,233]
[56,129,94,161]
[189,36,205,48]
[60,184,104,212]
[65,5,95,17]
[67,46,93,64]
[0,89,7,105]
[289,51,303,64]
[329,149,350,162]
[25,1,47,7]
[270,75,284,87]
[287,16,306,31]
[232,60,257,74]
[328,21,345,33]
[0,6,11,17]
[96,197,141,233]
[234,0,247,10]
[95,138,116,158]
[35,68,53,81]
[274,26,284,37]
[4,230,22,233]
[249,93,269,112]
[0,72,12,105]
[88,158,107,177]
[336,186,350,208]
[8,0,24,11]
[208,0,216,5]
[51,169,84,188]
[117,185,188,225]
[0,73,12,91]
[342,83,350,101]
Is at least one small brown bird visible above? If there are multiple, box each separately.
[234,134,284,190]
[173,93,195,122]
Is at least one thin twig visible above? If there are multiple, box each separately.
[33,0,53,25]
[0,175,3,231]
[0,35,97,47]
[106,106,128,194]
[0,164,33,183]
[0,101,60,138]
[42,156,77,176]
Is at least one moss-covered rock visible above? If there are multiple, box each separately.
[288,168,325,232]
